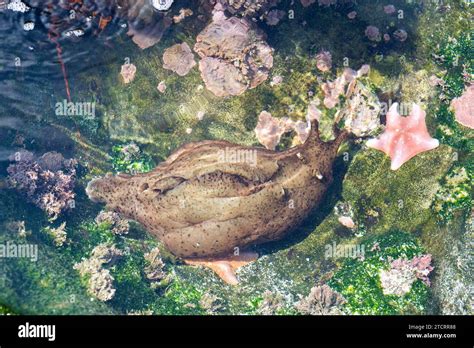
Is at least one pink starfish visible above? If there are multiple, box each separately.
[367,103,439,170]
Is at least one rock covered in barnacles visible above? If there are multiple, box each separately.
[451,84,474,129]
[162,42,196,76]
[296,285,346,315]
[199,57,247,96]
[366,103,439,170]
[194,8,273,96]
[88,269,116,302]
[120,63,137,84]
[7,151,77,220]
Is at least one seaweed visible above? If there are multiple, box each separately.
[328,231,430,315]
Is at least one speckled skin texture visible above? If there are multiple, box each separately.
[87,122,348,258]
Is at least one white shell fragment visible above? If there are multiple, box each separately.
[151,0,174,11]
[23,21,35,31]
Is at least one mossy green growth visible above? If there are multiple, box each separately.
[432,164,473,223]
[155,278,206,315]
[434,33,474,152]
[75,221,116,253]
[342,145,454,234]
[0,304,15,315]
[110,250,157,313]
[328,231,430,315]
[111,143,154,174]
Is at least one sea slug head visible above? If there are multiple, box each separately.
[86,174,120,204]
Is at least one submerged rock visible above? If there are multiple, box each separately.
[162,43,197,76]
[122,0,173,49]
[194,9,273,96]
[198,57,248,97]
[431,212,473,314]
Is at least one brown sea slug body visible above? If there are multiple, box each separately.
[87,122,348,284]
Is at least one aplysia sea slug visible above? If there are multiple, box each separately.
[86,121,348,284]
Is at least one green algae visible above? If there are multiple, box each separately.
[328,231,430,315]
[434,33,474,152]
[0,304,15,315]
[342,145,455,233]
[432,163,473,223]
[111,143,155,174]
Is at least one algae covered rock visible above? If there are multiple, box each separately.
[342,145,455,233]
[327,231,432,315]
